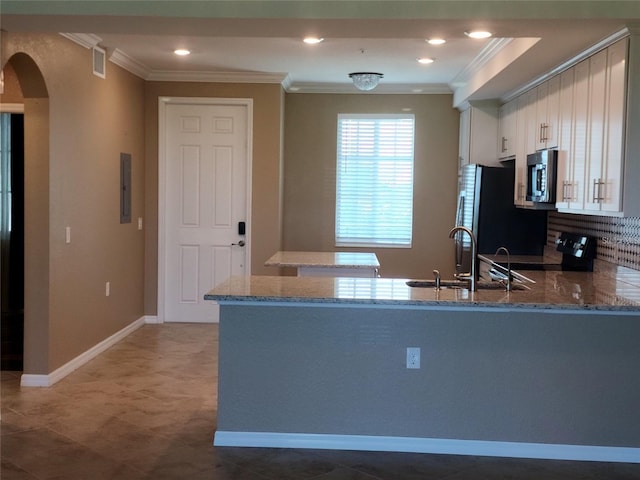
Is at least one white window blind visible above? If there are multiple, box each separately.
[336,114,415,247]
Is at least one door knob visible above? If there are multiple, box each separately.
[231,240,245,247]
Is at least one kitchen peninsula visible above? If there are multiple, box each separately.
[205,262,640,463]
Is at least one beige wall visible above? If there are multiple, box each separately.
[283,93,459,279]
[2,33,146,374]
[143,82,284,315]
[0,32,456,372]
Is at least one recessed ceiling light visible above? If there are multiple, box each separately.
[465,31,492,39]
[174,49,191,56]
[303,37,324,44]
[417,57,435,64]
[427,38,446,45]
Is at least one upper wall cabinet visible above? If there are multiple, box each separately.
[513,89,537,207]
[504,34,638,217]
[555,66,582,210]
[556,39,629,215]
[497,98,517,159]
[458,102,499,193]
[585,40,626,213]
[534,75,560,150]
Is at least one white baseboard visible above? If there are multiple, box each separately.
[213,431,640,464]
[20,316,146,387]
[143,315,161,324]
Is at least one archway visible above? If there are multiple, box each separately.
[1,53,50,375]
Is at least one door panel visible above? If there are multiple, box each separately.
[164,102,248,323]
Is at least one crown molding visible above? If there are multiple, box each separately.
[450,37,514,89]
[500,27,631,102]
[108,48,151,79]
[60,33,102,49]
[146,70,288,84]
[285,82,452,94]
[58,32,448,93]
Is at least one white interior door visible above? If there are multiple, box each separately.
[162,100,250,323]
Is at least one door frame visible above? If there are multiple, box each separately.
[158,96,253,323]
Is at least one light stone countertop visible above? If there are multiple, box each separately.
[264,251,380,269]
[205,260,640,312]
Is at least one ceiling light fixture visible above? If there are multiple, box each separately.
[303,37,324,44]
[427,38,446,45]
[349,72,384,91]
[465,31,492,39]
[417,57,435,64]
[174,49,191,56]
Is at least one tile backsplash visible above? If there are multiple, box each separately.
[548,212,640,270]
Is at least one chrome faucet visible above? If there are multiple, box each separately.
[432,269,441,290]
[448,226,477,292]
[495,246,512,291]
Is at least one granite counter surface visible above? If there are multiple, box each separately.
[264,251,380,269]
[205,260,640,312]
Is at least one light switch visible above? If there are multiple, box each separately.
[65,226,71,244]
[138,217,143,230]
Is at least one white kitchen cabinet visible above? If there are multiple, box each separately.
[458,107,471,171]
[535,75,560,150]
[513,89,536,207]
[555,67,582,210]
[584,49,609,211]
[497,98,517,159]
[458,101,499,170]
[458,102,499,195]
[506,35,638,217]
[556,39,628,215]
[584,39,626,213]
[556,59,591,212]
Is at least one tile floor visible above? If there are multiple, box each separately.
[2,323,640,479]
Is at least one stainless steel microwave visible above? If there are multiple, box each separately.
[526,149,557,203]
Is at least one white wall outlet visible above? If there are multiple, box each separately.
[105,281,110,297]
[65,226,71,244]
[406,347,421,369]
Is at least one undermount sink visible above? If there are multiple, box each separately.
[405,279,465,289]
[406,279,527,291]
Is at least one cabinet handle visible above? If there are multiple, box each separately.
[539,123,549,142]
[501,137,507,153]
[592,178,605,202]
[562,181,577,202]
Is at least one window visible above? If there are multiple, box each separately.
[336,114,415,247]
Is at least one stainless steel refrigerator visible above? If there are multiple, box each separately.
[454,164,548,275]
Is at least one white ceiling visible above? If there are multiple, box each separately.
[2,1,639,104]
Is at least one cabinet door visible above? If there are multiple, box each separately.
[535,76,560,150]
[498,99,517,158]
[555,67,576,210]
[585,49,607,211]
[545,75,560,149]
[468,104,499,165]
[458,108,471,171]
[600,39,627,213]
[514,90,536,206]
[571,58,590,211]
[535,82,549,151]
